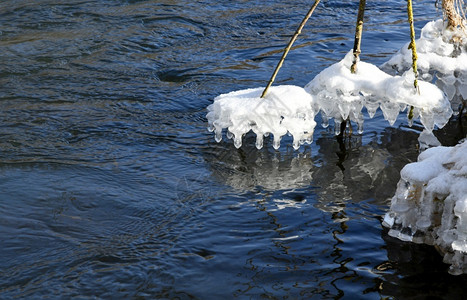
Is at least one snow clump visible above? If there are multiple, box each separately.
[206,85,316,150]
[305,50,453,134]
[382,19,467,111]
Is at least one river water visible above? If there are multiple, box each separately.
[1,0,466,299]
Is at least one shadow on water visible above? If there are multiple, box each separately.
[375,231,467,299]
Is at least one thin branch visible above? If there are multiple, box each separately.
[261,0,321,98]
[351,0,366,73]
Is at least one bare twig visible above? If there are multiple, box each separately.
[351,0,366,73]
[261,0,321,98]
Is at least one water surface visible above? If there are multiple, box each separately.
[1,0,467,298]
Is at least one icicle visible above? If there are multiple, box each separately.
[416,217,431,229]
[214,127,223,142]
[208,123,215,132]
[383,141,467,274]
[293,138,300,150]
[365,100,379,118]
[321,113,329,128]
[356,112,364,134]
[338,101,351,120]
[381,101,400,125]
[419,111,435,132]
[306,50,452,134]
[459,84,467,99]
[273,135,281,150]
[206,85,316,150]
[255,134,264,150]
[334,119,342,136]
[233,135,242,148]
[351,101,363,120]
[445,83,457,101]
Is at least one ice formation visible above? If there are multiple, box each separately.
[207,51,452,149]
[418,128,441,151]
[206,85,317,150]
[207,21,461,150]
[305,50,453,134]
[383,140,467,275]
[383,19,467,111]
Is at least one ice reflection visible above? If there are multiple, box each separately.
[204,135,315,191]
[200,117,467,297]
[205,123,421,208]
[226,192,355,298]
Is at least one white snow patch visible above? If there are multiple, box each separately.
[206,85,316,150]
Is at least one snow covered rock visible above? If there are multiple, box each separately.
[305,50,453,133]
[383,140,467,275]
[206,85,317,150]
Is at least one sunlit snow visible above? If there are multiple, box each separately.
[383,19,467,111]
[205,16,467,275]
[206,85,316,150]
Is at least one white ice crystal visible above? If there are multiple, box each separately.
[206,85,317,150]
[383,140,467,275]
[418,128,442,151]
[383,19,467,110]
[305,50,453,133]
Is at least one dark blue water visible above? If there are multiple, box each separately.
[1,0,467,298]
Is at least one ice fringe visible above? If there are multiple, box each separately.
[205,18,467,275]
[207,50,452,150]
[382,139,467,275]
[305,50,452,134]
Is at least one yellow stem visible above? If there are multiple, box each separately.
[351,0,366,74]
[407,0,419,92]
[407,0,420,120]
[261,0,321,98]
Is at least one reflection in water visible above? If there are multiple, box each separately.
[205,135,315,191]
[201,118,423,297]
[203,116,467,298]
[205,119,421,206]
[434,110,467,146]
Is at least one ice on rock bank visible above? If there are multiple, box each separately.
[383,140,467,275]
[206,85,316,150]
[305,50,453,133]
[383,19,467,111]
